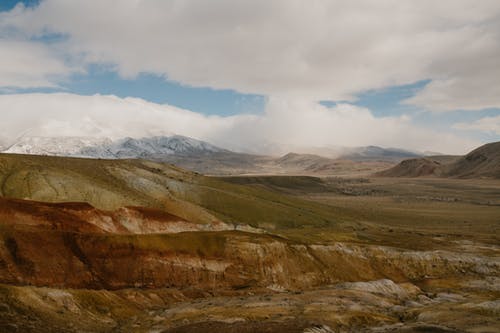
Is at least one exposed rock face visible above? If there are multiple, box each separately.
[1,275,498,333]
[0,212,497,291]
[336,279,419,298]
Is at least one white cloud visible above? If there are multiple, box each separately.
[1,0,500,110]
[0,39,76,88]
[0,93,480,155]
[0,93,224,141]
[403,22,500,111]
[453,115,500,135]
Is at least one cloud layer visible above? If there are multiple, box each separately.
[0,39,75,89]
[454,116,500,135]
[0,93,480,155]
[1,0,500,111]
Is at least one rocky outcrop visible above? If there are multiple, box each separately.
[2,276,498,333]
[0,222,497,290]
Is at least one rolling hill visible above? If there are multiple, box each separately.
[376,141,500,179]
[340,145,421,161]
[274,152,392,175]
[0,153,341,229]
[376,158,442,177]
[442,141,500,178]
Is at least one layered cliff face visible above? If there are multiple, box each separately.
[1,206,497,291]
[0,224,498,332]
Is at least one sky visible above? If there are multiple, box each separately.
[0,0,499,155]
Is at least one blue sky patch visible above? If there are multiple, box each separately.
[64,67,267,116]
[0,0,39,11]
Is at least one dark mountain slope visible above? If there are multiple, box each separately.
[442,141,500,178]
[376,141,500,179]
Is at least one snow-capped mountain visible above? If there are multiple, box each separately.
[2,135,226,159]
[80,136,226,158]
[3,137,113,156]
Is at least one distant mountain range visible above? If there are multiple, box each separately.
[1,135,424,175]
[377,141,500,179]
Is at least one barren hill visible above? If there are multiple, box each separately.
[376,158,442,177]
[377,141,500,179]
[274,152,392,175]
[442,141,500,178]
[0,153,341,229]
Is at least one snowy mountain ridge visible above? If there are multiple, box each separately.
[2,135,226,159]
